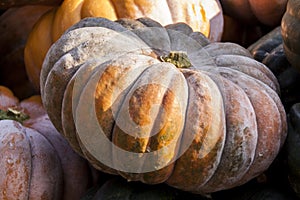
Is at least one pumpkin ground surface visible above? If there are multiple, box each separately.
[0,85,99,199]
[40,17,287,195]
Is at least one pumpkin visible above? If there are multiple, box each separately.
[81,177,203,200]
[219,0,288,26]
[0,5,53,99]
[286,103,300,198]
[281,0,300,72]
[212,179,299,200]
[221,15,267,48]
[0,85,100,199]
[248,26,300,110]
[0,0,62,9]
[40,17,286,195]
[24,0,224,91]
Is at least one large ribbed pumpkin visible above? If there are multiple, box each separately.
[281,0,300,71]
[24,0,223,91]
[0,85,99,199]
[40,17,287,195]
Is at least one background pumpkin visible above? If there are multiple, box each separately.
[40,17,286,195]
[24,0,224,91]
[0,5,53,99]
[0,0,62,9]
[281,0,300,71]
[248,26,300,111]
[286,103,300,198]
[0,85,100,199]
[219,0,288,27]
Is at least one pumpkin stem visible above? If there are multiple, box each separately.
[160,51,192,68]
[0,108,29,124]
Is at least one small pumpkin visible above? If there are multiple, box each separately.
[24,0,224,91]
[219,0,288,26]
[286,103,300,198]
[0,5,53,99]
[40,17,286,195]
[281,0,300,71]
[248,26,300,110]
[0,85,100,199]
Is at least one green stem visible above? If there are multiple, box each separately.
[0,108,30,124]
[160,51,192,68]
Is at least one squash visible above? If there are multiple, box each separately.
[0,5,53,99]
[221,15,265,48]
[281,0,300,71]
[213,179,299,200]
[40,17,286,195]
[219,0,288,26]
[82,177,190,200]
[286,103,300,198]
[0,0,62,9]
[248,26,300,110]
[24,0,224,91]
[0,85,100,199]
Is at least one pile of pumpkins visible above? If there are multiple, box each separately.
[1,0,300,199]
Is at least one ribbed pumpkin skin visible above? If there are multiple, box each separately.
[0,86,98,199]
[281,0,300,71]
[220,0,287,26]
[40,17,286,195]
[24,0,223,91]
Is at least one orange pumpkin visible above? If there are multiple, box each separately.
[24,0,224,91]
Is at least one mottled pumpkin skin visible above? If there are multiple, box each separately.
[24,0,224,91]
[0,86,99,199]
[0,5,52,99]
[220,0,287,26]
[281,0,300,71]
[40,17,286,195]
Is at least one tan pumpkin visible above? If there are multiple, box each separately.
[40,17,286,195]
[281,0,300,71]
[0,5,53,99]
[24,0,224,91]
[0,85,100,199]
[220,0,288,26]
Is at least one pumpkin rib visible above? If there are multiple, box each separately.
[0,121,32,200]
[113,62,188,183]
[212,55,280,93]
[24,127,63,199]
[193,72,258,193]
[72,54,160,174]
[213,67,283,189]
[166,70,226,192]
